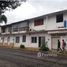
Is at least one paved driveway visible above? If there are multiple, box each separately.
[0,48,67,67]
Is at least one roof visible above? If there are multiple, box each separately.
[1,9,67,27]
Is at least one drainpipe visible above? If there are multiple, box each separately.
[12,35,14,48]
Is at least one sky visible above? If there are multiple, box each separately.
[2,0,67,25]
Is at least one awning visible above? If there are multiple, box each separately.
[48,30,67,34]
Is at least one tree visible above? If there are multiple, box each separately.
[0,0,26,10]
[0,0,26,24]
[0,15,7,24]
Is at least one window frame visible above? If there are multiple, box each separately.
[34,19,44,26]
[22,35,26,42]
[31,37,37,43]
[16,36,20,43]
[56,14,63,23]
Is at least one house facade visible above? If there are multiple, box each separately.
[0,10,67,50]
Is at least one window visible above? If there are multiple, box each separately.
[56,14,63,23]
[16,36,20,43]
[22,35,26,42]
[7,37,10,42]
[2,27,6,33]
[8,26,12,33]
[31,37,37,43]
[13,28,18,32]
[34,19,43,26]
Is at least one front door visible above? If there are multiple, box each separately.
[51,37,60,49]
[38,37,45,47]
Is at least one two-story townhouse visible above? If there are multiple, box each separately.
[0,10,67,50]
[0,20,29,47]
[46,10,67,50]
[27,10,67,50]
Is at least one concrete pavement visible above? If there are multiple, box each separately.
[0,48,67,67]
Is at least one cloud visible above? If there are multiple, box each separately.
[3,0,67,25]
[28,0,67,14]
[4,2,36,24]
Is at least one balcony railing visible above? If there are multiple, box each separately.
[1,27,29,34]
[12,27,29,32]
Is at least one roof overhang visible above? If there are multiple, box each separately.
[48,29,67,34]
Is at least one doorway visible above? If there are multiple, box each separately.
[51,37,60,49]
[38,37,45,47]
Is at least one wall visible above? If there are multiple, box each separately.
[0,33,51,49]
[64,13,67,29]
[0,27,1,33]
[45,15,64,30]
[24,33,51,49]
[29,19,46,31]
[29,13,66,31]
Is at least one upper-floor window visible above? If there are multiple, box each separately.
[56,14,63,23]
[34,19,43,26]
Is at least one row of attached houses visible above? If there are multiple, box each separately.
[0,10,67,50]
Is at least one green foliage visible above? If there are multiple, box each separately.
[40,42,49,51]
[20,44,25,49]
[0,15,7,24]
[0,0,20,10]
[0,0,26,11]
[0,0,26,24]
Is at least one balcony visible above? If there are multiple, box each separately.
[12,27,29,32]
[1,27,29,35]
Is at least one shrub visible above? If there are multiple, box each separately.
[20,44,25,49]
[40,42,49,51]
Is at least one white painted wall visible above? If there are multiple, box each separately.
[64,13,67,21]
[25,33,51,49]
[29,19,46,31]
[12,34,38,48]
[45,34,51,49]
[4,33,51,49]
[45,13,67,30]
[45,15,64,30]
[29,14,65,31]
[0,37,1,42]
[0,26,1,33]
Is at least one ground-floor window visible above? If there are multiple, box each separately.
[31,37,37,43]
[7,36,10,42]
[22,35,26,42]
[16,36,20,43]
